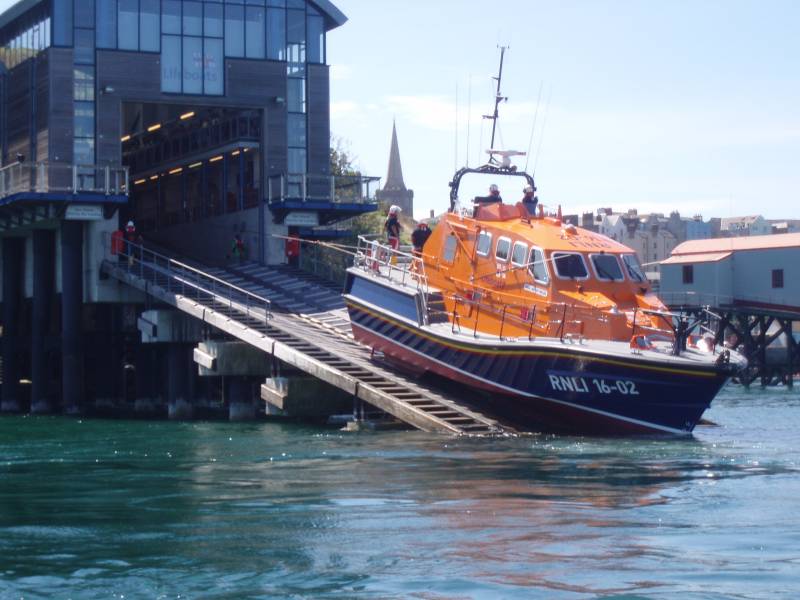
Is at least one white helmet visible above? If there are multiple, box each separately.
[389,205,402,214]
[489,184,499,193]
[126,220,134,228]
[523,185,534,193]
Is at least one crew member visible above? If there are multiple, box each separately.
[411,222,432,255]
[521,185,538,215]
[384,206,402,251]
[488,184,502,203]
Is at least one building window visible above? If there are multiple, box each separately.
[682,265,694,285]
[118,0,139,50]
[772,269,784,289]
[161,1,225,94]
[96,0,118,48]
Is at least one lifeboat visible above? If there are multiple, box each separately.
[343,52,745,435]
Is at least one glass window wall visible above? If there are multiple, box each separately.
[96,0,117,48]
[140,0,160,51]
[118,0,139,50]
[182,36,203,94]
[245,6,266,58]
[224,4,244,57]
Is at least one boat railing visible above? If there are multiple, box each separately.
[354,235,430,296]
[438,278,676,344]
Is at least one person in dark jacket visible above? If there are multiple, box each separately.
[411,222,432,255]
[521,185,538,216]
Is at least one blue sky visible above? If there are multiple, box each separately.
[328,0,799,220]
[2,0,797,220]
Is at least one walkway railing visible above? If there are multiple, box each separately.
[267,173,380,205]
[0,161,129,198]
[108,238,271,321]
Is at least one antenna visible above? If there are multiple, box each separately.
[533,86,553,176]
[465,74,472,167]
[524,81,544,172]
[454,82,459,172]
[483,45,508,165]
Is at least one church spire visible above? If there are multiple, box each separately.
[384,120,407,192]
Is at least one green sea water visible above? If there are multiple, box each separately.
[1,385,799,599]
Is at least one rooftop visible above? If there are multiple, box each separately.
[671,232,800,255]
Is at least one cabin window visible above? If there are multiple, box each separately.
[529,248,549,284]
[495,237,511,262]
[476,231,492,257]
[511,242,528,266]
[591,254,624,281]
[553,252,589,279]
[772,269,784,289]
[443,234,457,263]
[622,254,646,283]
[682,265,694,284]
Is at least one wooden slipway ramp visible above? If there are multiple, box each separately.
[102,254,514,436]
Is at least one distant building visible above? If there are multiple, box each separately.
[769,220,800,235]
[660,233,800,313]
[596,209,677,274]
[719,215,771,237]
[375,121,414,216]
[686,215,712,240]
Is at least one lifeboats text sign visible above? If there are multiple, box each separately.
[65,205,104,221]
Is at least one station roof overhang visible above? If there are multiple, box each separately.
[310,0,347,30]
[0,0,43,32]
[0,192,127,232]
[270,200,377,227]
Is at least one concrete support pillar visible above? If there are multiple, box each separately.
[61,220,84,414]
[1,237,24,412]
[167,343,193,420]
[134,342,160,415]
[227,377,256,421]
[31,230,55,413]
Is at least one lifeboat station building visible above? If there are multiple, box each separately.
[0,0,378,415]
[659,233,800,315]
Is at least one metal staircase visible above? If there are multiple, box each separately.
[101,245,514,436]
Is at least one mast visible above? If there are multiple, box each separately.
[484,46,507,165]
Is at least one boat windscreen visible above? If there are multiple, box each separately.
[622,254,646,282]
[591,254,625,281]
[553,252,588,279]
[529,248,549,283]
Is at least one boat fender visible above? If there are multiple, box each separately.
[630,334,654,351]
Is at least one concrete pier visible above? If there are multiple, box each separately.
[61,221,84,414]
[31,230,55,413]
[167,344,194,420]
[1,237,24,412]
[227,377,257,421]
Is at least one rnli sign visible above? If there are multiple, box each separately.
[65,205,104,221]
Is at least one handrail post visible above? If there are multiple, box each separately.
[499,305,507,340]
[528,305,536,341]
[559,303,568,342]
[473,303,480,338]
[71,165,78,193]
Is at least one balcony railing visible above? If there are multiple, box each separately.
[0,162,129,198]
[267,173,380,205]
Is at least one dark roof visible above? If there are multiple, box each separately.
[310,0,347,29]
[2,0,346,33]
[0,0,44,32]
